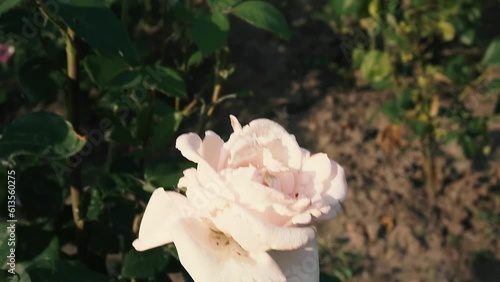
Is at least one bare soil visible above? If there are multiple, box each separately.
[215,0,500,281]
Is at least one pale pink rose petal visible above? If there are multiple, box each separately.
[265,135,303,170]
[285,200,326,226]
[176,131,226,171]
[176,133,203,164]
[269,235,319,282]
[229,114,243,133]
[244,118,303,170]
[262,147,288,171]
[220,116,243,164]
[247,205,294,227]
[273,170,296,195]
[178,165,238,215]
[302,153,332,184]
[185,166,296,221]
[291,197,312,210]
[327,161,347,201]
[219,116,249,167]
[210,200,315,252]
[320,161,347,220]
[243,118,289,138]
[290,212,313,225]
[133,188,187,251]
[200,131,224,170]
[177,168,198,190]
[134,190,287,282]
[173,216,286,282]
[301,148,311,158]
[194,161,236,199]
[228,141,263,168]
[282,134,303,169]
[180,168,236,214]
[225,116,303,170]
[226,167,295,210]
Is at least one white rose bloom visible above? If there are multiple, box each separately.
[133,116,347,282]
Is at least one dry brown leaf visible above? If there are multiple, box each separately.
[380,216,395,233]
[430,95,440,117]
[377,124,407,152]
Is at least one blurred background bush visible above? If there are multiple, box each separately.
[0,0,499,281]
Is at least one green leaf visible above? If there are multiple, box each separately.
[187,50,204,67]
[95,173,143,198]
[93,109,137,145]
[466,118,486,137]
[379,99,403,124]
[481,38,500,67]
[360,50,393,88]
[144,160,188,189]
[168,2,194,24]
[208,0,242,12]
[82,187,103,221]
[25,260,108,282]
[150,103,183,151]
[57,0,137,62]
[0,0,24,15]
[83,54,145,89]
[442,131,459,144]
[333,267,353,281]
[397,89,412,110]
[191,13,229,56]
[460,28,475,46]
[445,55,469,84]
[106,69,144,88]
[83,54,132,85]
[165,244,180,261]
[485,79,500,94]
[110,122,137,145]
[18,230,59,264]
[18,58,63,104]
[0,268,30,281]
[121,247,170,279]
[437,21,455,42]
[352,48,365,69]
[94,173,150,201]
[99,113,137,145]
[329,0,365,22]
[412,0,432,7]
[407,119,427,137]
[142,65,187,99]
[0,112,86,160]
[459,135,475,158]
[232,1,291,41]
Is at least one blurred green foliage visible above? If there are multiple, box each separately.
[0,0,289,280]
[318,0,500,197]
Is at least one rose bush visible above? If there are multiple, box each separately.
[133,116,347,281]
